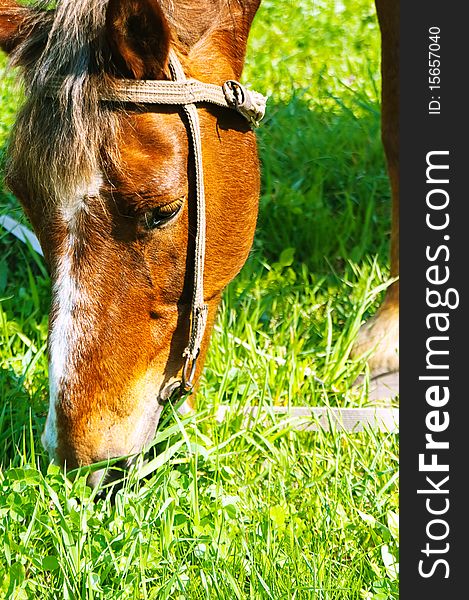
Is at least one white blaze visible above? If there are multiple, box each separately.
[42,176,102,459]
[42,250,83,459]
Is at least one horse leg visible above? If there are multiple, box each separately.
[352,0,399,378]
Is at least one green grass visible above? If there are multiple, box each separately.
[0,1,398,598]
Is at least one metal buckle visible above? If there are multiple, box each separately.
[222,80,267,128]
[182,350,199,394]
[160,352,199,405]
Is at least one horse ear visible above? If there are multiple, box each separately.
[106,0,171,80]
[194,0,261,80]
[0,1,33,54]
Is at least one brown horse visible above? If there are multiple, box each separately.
[0,0,398,484]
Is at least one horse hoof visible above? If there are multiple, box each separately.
[352,302,399,378]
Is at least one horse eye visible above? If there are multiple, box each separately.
[141,197,184,230]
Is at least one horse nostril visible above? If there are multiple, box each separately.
[86,468,107,490]
[86,460,128,493]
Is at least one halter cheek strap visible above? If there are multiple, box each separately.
[167,52,209,393]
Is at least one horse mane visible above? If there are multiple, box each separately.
[6,0,255,204]
[7,0,119,203]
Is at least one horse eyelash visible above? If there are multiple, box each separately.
[156,196,185,215]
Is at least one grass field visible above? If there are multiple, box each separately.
[0,1,399,598]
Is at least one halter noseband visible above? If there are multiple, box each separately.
[106,52,267,398]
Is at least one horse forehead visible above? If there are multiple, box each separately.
[120,111,188,160]
[114,111,189,189]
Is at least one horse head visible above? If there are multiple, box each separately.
[0,0,261,482]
